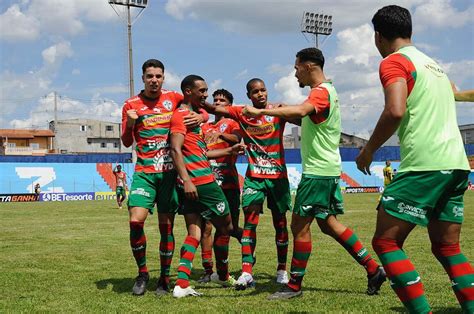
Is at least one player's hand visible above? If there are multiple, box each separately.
[126,109,138,127]
[184,111,203,128]
[205,132,221,144]
[230,143,246,155]
[356,146,373,175]
[242,105,262,118]
[184,180,198,201]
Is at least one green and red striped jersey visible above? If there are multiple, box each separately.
[226,105,287,179]
[121,89,182,173]
[170,106,215,186]
[202,118,240,189]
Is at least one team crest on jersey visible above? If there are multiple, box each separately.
[264,115,274,123]
[219,123,227,133]
[163,100,173,111]
[216,202,226,213]
[153,108,161,113]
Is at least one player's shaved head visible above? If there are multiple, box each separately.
[181,75,205,93]
[246,78,264,93]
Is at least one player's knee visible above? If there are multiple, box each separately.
[431,242,460,259]
[372,237,399,255]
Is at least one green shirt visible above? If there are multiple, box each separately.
[380,46,469,171]
[301,82,341,176]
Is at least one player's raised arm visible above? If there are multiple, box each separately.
[121,103,137,148]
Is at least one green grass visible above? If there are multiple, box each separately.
[1,193,473,313]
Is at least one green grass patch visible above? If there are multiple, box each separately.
[1,193,473,312]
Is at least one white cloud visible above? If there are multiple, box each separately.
[209,79,223,92]
[42,41,73,64]
[0,0,116,42]
[267,64,294,76]
[335,24,379,67]
[90,84,128,95]
[10,92,122,129]
[163,70,182,92]
[235,69,248,79]
[273,70,307,105]
[1,39,74,117]
[0,4,40,41]
[163,0,426,34]
[413,0,474,31]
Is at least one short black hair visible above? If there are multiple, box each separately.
[212,89,234,104]
[142,59,164,74]
[246,78,264,93]
[372,5,412,40]
[181,75,205,93]
[296,48,325,69]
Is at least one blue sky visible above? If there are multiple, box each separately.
[0,0,473,138]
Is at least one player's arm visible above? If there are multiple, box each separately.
[219,132,240,144]
[356,80,406,175]
[244,102,315,120]
[451,82,474,102]
[207,143,246,159]
[455,90,474,102]
[201,101,235,119]
[121,103,137,148]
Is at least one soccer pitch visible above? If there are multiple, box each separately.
[1,193,473,312]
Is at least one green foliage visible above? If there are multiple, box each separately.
[1,193,472,312]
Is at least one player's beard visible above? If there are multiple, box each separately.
[299,82,305,88]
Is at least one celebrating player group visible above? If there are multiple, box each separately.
[120,5,473,312]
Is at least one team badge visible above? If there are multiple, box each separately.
[264,115,274,123]
[153,108,161,113]
[216,202,226,213]
[219,123,227,133]
[163,100,173,111]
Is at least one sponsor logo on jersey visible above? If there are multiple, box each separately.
[243,188,257,196]
[143,113,173,127]
[424,63,445,77]
[452,206,464,217]
[397,202,426,219]
[131,188,150,197]
[163,100,173,111]
[246,123,274,135]
[382,196,395,202]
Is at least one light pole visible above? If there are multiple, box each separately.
[109,0,148,158]
[301,11,333,48]
[109,0,148,97]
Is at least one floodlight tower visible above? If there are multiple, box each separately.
[109,0,148,97]
[109,0,148,157]
[301,11,333,48]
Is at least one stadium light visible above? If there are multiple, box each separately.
[301,11,333,48]
[109,0,148,97]
[109,0,148,157]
